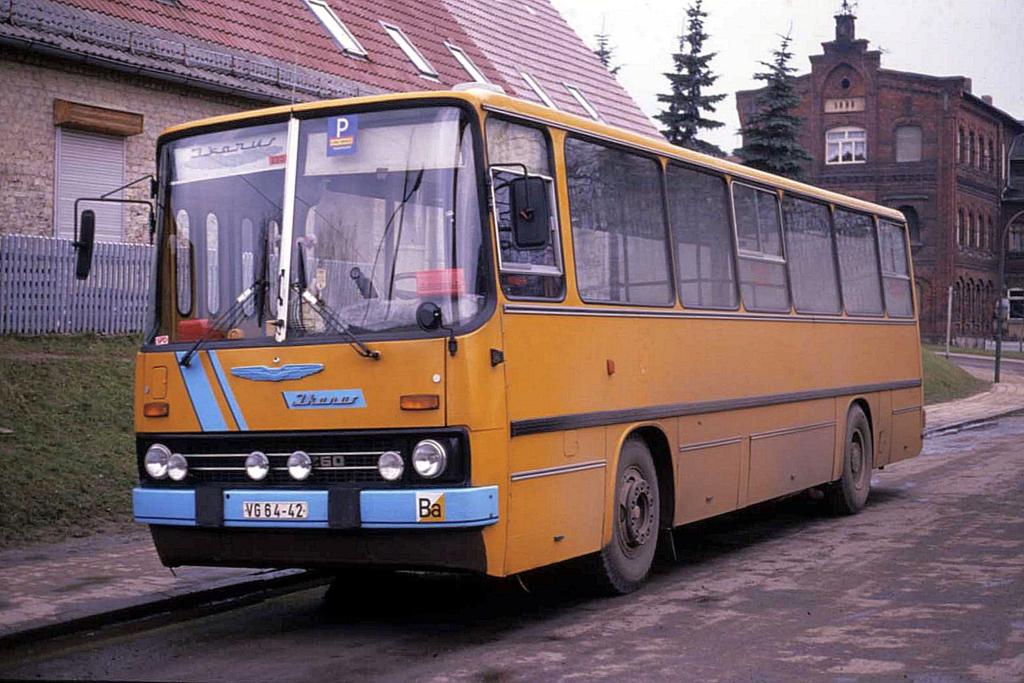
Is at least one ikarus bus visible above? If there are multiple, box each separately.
[84,86,921,594]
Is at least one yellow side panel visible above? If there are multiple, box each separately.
[748,422,836,504]
[677,438,743,523]
[505,466,605,575]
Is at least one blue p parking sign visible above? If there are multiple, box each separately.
[327,115,358,156]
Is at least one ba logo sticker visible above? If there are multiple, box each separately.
[416,492,445,523]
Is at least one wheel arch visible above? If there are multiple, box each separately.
[626,425,675,531]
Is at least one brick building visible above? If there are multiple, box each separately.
[0,0,655,245]
[736,9,1024,341]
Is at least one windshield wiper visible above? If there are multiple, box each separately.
[293,283,381,360]
[178,280,266,367]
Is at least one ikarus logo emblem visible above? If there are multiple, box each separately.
[416,492,445,523]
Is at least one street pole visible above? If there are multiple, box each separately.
[994,219,1008,384]
[945,285,953,359]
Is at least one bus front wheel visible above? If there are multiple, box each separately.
[593,436,660,594]
[826,405,873,515]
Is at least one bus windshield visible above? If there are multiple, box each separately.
[153,105,487,344]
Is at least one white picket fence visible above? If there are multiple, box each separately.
[0,234,153,335]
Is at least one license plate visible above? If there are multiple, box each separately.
[242,501,309,520]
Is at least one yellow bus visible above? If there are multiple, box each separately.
[106,86,922,593]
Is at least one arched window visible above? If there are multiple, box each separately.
[899,206,922,244]
[989,140,996,176]
[958,126,965,163]
[205,212,220,316]
[826,127,867,164]
[969,132,976,167]
[982,137,991,172]
[968,212,977,248]
[957,209,965,246]
[175,210,192,316]
[895,126,922,162]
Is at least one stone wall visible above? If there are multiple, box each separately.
[0,48,269,243]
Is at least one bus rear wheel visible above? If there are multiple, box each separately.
[593,436,659,594]
[826,405,873,515]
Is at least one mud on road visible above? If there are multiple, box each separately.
[3,419,1023,683]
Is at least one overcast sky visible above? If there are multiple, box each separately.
[551,0,1024,152]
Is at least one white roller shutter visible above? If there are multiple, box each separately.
[55,127,125,242]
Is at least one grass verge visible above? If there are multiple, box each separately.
[922,349,991,405]
[0,335,138,548]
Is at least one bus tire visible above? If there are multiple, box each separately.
[594,436,660,594]
[826,405,873,515]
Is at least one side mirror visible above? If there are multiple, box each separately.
[509,176,552,250]
[415,301,443,330]
[75,210,96,280]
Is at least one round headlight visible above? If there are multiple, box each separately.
[287,450,312,481]
[167,453,188,482]
[377,451,404,481]
[412,439,447,479]
[245,451,270,481]
[144,443,171,480]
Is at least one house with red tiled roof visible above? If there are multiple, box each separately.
[0,0,656,244]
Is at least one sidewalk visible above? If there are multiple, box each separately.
[2,374,1024,647]
[0,529,309,645]
[924,357,1024,434]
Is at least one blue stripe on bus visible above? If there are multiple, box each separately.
[131,486,500,529]
[208,351,248,430]
[360,486,499,529]
[133,488,196,526]
[175,351,228,432]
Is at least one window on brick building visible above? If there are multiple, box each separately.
[55,127,125,242]
[957,209,965,246]
[969,131,977,167]
[957,126,964,163]
[898,206,921,244]
[968,212,976,248]
[826,127,866,164]
[895,126,922,162]
[1011,223,1024,253]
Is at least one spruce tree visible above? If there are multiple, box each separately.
[736,34,812,179]
[655,0,725,157]
[594,31,621,76]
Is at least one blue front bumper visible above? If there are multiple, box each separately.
[133,486,499,529]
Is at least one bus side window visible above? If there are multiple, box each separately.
[565,137,673,306]
[878,219,914,317]
[834,209,884,315]
[666,165,738,309]
[485,118,564,300]
[782,197,841,314]
[733,183,790,313]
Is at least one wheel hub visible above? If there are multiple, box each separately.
[618,468,654,551]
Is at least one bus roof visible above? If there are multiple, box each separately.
[159,88,906,223]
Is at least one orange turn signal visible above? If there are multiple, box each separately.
[144,401,170,418]
[400,394,440,411]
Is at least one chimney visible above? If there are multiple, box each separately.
[982,95,994,106]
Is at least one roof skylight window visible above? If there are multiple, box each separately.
[305,0,366,56]
[446,42,488,84]
[565,84,602,121]
[381,22,437,78]
[520,72,557,109]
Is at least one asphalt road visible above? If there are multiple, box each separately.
[949,352,1024,380]
[2,419,1023,682]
